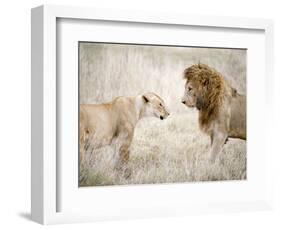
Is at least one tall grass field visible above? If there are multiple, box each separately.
[79,43,246,186]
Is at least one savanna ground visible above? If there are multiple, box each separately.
[79,43,247,186]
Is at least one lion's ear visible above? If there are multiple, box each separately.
[142,95,149,103]
[196,96,204,110]
[202,78,209,86]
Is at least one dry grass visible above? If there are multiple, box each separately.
[79,43,247,186]
[80,112,246,186]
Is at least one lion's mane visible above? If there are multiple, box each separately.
[184,64,231,130]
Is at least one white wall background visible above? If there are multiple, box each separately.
[0,0,280,229]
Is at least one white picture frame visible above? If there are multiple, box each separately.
[31,5,274,225]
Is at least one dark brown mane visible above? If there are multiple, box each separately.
[184,64,228,129]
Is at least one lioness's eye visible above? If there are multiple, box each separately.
[188,87,192,91]
[159,103,162,107]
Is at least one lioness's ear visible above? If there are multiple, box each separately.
[142,95,149,103]
[231,87,237,97]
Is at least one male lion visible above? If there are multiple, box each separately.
[80,92,169,172]
[181,64,246,162]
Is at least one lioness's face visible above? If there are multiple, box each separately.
[182,81,197,108]
[142,93,169,120]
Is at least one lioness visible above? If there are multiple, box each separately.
[80,92,169,171]
[181,64,246,163]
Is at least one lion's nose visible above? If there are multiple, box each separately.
[182,100,186,104]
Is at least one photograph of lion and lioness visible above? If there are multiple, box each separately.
[79,42,246,186]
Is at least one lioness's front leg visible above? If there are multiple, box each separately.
[208,131,228,163]
[115,125,134,176]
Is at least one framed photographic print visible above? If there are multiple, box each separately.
[31,5,274,224]
[78,42,247,186]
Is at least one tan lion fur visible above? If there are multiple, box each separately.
[80,92,169,177]
[182,64,246,162]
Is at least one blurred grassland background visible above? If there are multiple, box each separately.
[79,42,246,186]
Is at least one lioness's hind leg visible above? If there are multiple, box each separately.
[79,131,87,164]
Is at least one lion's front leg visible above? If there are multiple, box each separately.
[208,131,228,163]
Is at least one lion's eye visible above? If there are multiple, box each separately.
[159,103,163,107]
[188,87,192,91]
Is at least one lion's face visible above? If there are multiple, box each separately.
[181,81,198,108]
[142,93,170,120]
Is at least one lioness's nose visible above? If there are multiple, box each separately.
[182,100,186,104]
